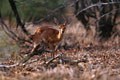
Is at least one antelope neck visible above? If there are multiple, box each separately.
[57,28,64,40]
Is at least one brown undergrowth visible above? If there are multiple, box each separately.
[0,22,119,80]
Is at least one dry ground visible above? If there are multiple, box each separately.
[0,22,120,80]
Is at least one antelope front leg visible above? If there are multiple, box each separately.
[54,42,61,51]
[31,43,40,53]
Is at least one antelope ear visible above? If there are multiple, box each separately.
[62,15,67,26]
[54,17,59,25]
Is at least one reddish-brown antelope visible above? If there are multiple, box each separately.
[29,22,67,57]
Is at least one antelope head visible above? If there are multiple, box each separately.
[59,22,66,34]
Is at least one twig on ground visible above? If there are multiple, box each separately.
[61,58,88,65]
[45,53,63,66]
[0,63,19,68]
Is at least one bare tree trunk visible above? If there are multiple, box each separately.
[8,0,29,35]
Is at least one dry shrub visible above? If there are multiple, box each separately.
[62,21,98,49]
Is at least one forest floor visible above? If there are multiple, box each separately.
[0,22,120,80]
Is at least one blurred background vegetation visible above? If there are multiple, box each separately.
[0,0,65,22]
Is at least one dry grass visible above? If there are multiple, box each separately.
[0,22,120,80]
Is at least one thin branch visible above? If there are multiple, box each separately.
[75,1,120,16]
[95,8,120,24]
